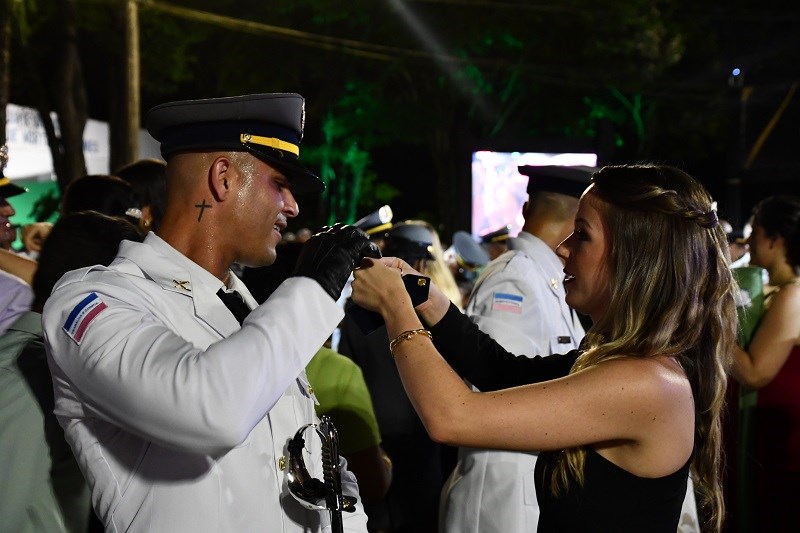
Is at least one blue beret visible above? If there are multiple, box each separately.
[145,93,323,194]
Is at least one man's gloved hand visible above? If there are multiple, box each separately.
[291,223,381,301]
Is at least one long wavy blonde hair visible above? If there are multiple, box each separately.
[546,164,735,532]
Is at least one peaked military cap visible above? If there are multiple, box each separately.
[518,165,596,198]
[0,176,27,198]
[382,221,434,261]
[145,93,323,194]
[354,205,393,235]
[480,225,510,244]
[451,231,489,271]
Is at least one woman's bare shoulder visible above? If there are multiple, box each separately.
[594,355,690,385]
[589,356,694,474]
[767,282,800,319]
[588,356,693,410]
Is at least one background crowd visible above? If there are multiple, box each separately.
[1,93,799,533]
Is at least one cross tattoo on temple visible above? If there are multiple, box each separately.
[195,199,212,221]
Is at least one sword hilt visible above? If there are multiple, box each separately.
[286,416,357,533]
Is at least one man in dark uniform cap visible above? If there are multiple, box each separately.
[444,231,490,308]
[380,221,434,261]
[479,225,511,261]
[354,204,393,253]
[42,93,374,532]
[354,205,393,237]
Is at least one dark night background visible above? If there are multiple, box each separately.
[4,0,800,236]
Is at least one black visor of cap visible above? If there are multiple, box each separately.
[0,177,28,198]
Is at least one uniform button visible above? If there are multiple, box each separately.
[278,456,287,471]
[307,386,314,395]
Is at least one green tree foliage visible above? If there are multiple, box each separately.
[8,0,791,231]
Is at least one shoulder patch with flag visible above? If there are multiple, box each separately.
[491,292,523,314]
[63,292,108,344]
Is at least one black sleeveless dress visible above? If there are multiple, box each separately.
[535,449,690,532]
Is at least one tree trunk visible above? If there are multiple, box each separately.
[51,0,88,190]
[110,0,139,171]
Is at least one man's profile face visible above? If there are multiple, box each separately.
[0,195,17,250]
[228,157,299,267]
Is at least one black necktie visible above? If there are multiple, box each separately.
[216,288,251,325]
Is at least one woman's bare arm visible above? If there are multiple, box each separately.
[733,284,800,388]
[0,248,37,285]
[351,258,693,476]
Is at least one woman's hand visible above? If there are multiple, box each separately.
[351,257,408,315]
[374,257,451,326]
[22,222,53,253]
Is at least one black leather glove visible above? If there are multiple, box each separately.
[291,223,381,300]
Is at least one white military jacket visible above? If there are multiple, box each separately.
[442,231,583,533]
[42,234,368,533]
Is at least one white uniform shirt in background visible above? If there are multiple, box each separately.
[441,232,583,533]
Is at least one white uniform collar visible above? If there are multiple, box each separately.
[143,233,230,293]
[508,232,565,292]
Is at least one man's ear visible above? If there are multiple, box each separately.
[140,205,154,229]
[209,155,233,202]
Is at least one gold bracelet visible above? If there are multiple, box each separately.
[389,328,433,358]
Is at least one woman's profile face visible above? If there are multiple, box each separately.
[747,222,774,270]
[557,187,611,323]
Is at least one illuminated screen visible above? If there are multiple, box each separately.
[471,151,598,238]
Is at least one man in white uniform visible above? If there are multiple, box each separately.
[440,165,590,533]
[43,94,375,532]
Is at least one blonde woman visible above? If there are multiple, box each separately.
[352,165,734,531]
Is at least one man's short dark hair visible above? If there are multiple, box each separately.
[62,175,142,224]
[114,159,168,230]
[32,211,144,309]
